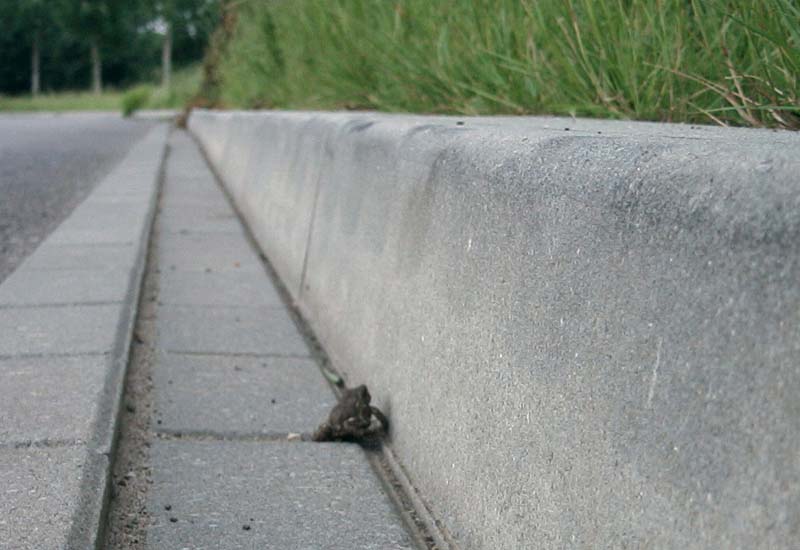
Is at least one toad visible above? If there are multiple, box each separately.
[312,384,388,442]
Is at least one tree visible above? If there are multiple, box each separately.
[153,0,220,89]
[0,0,219,95]
[8,0,51,95]
[56,0,128,94]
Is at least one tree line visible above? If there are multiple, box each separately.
[0,0,220,95]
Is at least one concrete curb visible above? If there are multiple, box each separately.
[189,110,800,549]
[0,124,169,549]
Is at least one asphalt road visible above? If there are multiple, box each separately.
[0,113,155,283]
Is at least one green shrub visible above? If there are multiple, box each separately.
[121,85,153,117]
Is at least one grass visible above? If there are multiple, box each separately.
[0,64,203,115]
[0,90,127,112]
[214,0,799,129]
[146,64,204,109]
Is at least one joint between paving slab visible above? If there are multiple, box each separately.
[38,241,136,248]
[162,349,313,359]
[0,350,109,361]
[0,300,121,310]
[154,302,292,311]
[154,429,314,442]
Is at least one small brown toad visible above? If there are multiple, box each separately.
[312,384,388,442]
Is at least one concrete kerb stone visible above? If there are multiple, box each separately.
[0,123,169,549]
[190,109,800,550]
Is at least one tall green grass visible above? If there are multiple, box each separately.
[216,0,799,128]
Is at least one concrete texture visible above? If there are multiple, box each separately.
[191,110,800,549]
[0,355,108,445]
[158,269,283,307]
[153,354,335,435]
[45,201,150,245]
[0,445,108,550]
[158,232,263,272]
[147,440,415,550]
[158,207,242,235]
[190,112,337,299]
[0,113,154,283]
[19,242,137,271]
[0,267,131,305]
[0,304,123,356]
[156,305,309,356]
[0,123,168,549]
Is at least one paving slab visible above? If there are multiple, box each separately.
[166,136,216,172]
[71,194,152,211]
[158,269,283,307]
[0,446,107,550]
[159,169,231,199]
[19,242,137,271]
[153,354,335,435]
[82,193,153,208]
[156,305,309,356]
[87,182,155,202]
[160,193,234,211]
[160,174,221,195]
[146,440,415,550]
[164,160,217,179]
[158,233,262,272]
[0,267,131,306]
[0,355,108,445]
[158,208,243,235]
[0,304,121,356]
[46,202,149,245]
[160,178,221,198]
